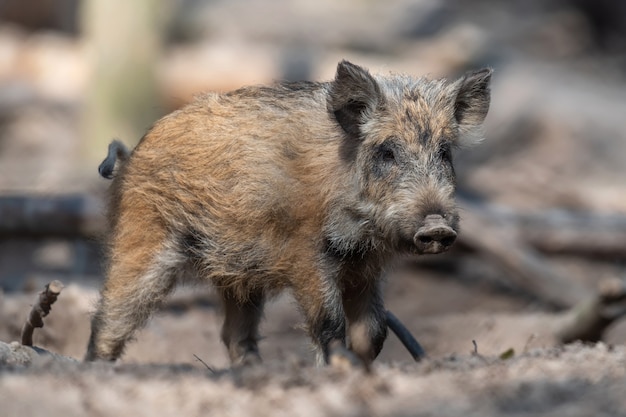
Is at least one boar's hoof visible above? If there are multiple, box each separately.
[414,215,457,254]
[328,340,365,371]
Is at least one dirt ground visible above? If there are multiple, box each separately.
[1,342,626,417]
[2,259,626,417]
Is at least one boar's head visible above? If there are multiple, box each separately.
[328,60,492,255]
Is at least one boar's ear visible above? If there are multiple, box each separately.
[453,68,493,146]
[328,60,382,141]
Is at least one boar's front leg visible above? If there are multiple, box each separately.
[291,266,348,366]
[343,280,387,365]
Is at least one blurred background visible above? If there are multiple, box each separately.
[0,0,625,365]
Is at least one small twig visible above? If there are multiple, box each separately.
[193,354,215,373]
[522,333,537,354]
[20,280,64,346]
[386,310,426,361]
[472,340,478,356]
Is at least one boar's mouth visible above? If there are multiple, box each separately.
[407,214,458,255]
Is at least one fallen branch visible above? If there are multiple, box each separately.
[457,201,587,309]
[555,277,626,344]
[21,280,64,346]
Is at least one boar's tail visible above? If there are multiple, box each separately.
[386,310,426,361]
[98,139,130,180]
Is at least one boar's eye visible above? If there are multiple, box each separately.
[378,144,396,163]
[371,140,399,179]
[376,141,397,164]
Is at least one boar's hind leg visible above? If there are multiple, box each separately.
[343,282,387,365]
[220,289,264,366]
[85,238,181,361]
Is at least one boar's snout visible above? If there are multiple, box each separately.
[414,214,457,254]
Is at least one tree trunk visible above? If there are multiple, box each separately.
[80,0,166,165]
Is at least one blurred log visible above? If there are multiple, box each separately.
[457,199,626,311]
[0,195,104,238]
[517,212,626,260]
[462,202,626,260]
[555,277,626,344]
[458,200,589,309]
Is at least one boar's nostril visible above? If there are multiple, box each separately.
[440,235,456,247]
[418,235,433,244]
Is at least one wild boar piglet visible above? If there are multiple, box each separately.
[86,60,492,366]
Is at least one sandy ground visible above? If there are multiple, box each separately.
[2,343,626,417]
